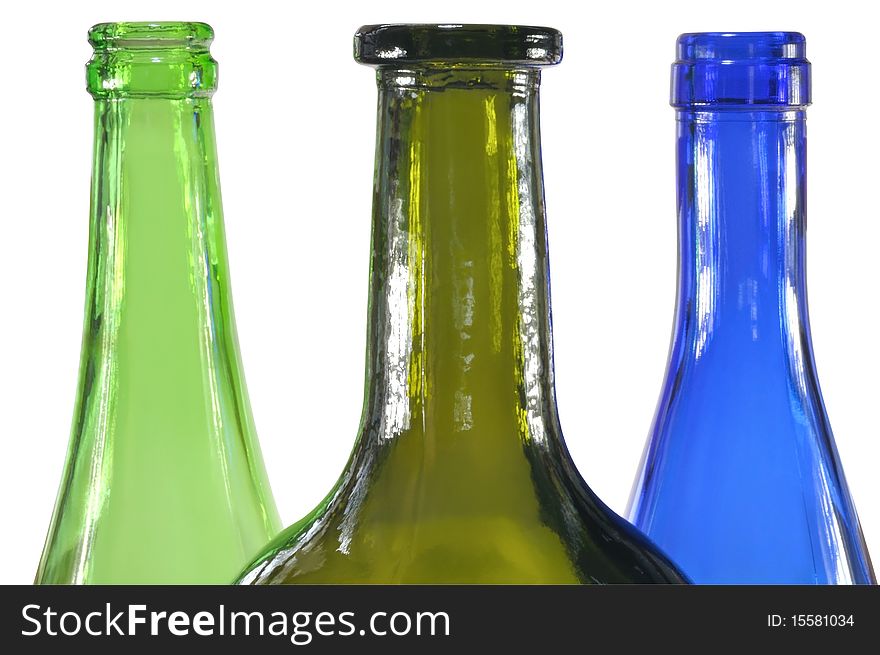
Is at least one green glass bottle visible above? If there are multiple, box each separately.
[238,24,687,584]
[35,22,281,584]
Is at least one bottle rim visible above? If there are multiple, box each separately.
[672,31,811,108]
[676,32,806,61]
[88,22,214,49]
[86,22,217,98]
[354,24,562,66]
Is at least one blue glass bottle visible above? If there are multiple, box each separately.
[628,32,875,584]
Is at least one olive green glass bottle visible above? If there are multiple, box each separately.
[36,22,281,584]
[238,24,687,584]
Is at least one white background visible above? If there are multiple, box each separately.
[0,0,877,584]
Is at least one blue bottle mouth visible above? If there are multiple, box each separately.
[672,32,810,108]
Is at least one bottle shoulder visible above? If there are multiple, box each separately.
[238,429,688,584]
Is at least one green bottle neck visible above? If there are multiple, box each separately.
[363,67,559,444]
[86,26,226,335]
[85,97,243,416]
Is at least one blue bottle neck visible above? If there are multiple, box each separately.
[673,109,810,358]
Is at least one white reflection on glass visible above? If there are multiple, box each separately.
[814,458,853,584]
[453,265,474,433]
[378,195,414,442]
[337,460,372,555]
[693,125,718,358]
[512,100,547,444]
[76,203,123,582]
[781,122,808,401]
[377,46,406,59]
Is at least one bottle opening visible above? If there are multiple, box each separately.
[87,22,217,98]
[677,32,805,61]
[89,22,214,49]
[672,32,810,108]
[354,24,562,66]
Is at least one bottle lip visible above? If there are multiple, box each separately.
[672,32,811,108]
[354,24,562,66]
[88,22,214,49]
[87,22,217,98]
[676,32,806,61]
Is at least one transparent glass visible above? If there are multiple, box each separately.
[629,33,875,584]
[36,22,281,584]
[238,24,688,584]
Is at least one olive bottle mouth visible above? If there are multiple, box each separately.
[354,24,563,66]
[86,21,217,99]
[88,22,214,49]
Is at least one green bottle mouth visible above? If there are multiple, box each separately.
[86,22,217,99]
[354,24,563,66]
[88,22,214,49]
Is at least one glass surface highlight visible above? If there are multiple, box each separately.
[629,32,875,585]
[238,24,688,585]
[36,22,281,584]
